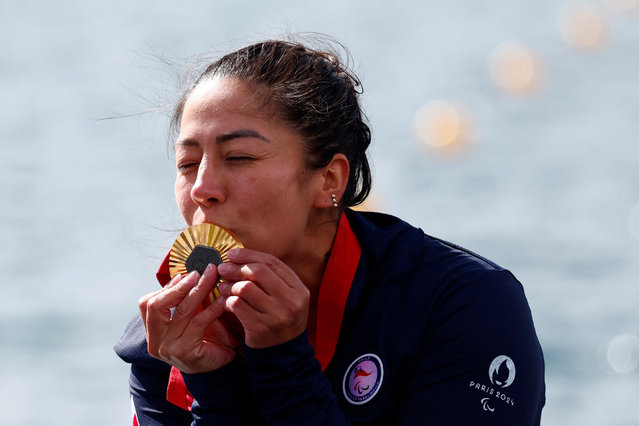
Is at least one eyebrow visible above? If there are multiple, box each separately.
[175,129,270,148]
[216,129,270,144]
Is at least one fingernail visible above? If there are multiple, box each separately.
[204,263,215,275]
[165,274,182,288]
[217,281,228,294]
[227,248,240,258]
[217,263,230,273]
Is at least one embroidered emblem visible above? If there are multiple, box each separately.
[467,355,518,410]
[481,397,495,412]
[343,353,384,405]
[488,355,516,388]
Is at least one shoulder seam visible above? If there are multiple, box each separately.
[423,233,504,271]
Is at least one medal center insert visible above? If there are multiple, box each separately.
[185,245,223,274]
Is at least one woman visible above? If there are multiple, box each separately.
[115,39,545,425]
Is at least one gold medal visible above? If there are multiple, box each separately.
[169,223,243,304]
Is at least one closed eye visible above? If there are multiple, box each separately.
[177,162,198,173]
[225,156,254,163]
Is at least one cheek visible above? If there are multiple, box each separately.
[246,170,305,207]
[265,173,316,223]
[174,178,194,218]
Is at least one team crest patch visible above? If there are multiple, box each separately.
[343,353,384,405]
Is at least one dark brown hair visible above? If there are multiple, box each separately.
[171,39,372,207]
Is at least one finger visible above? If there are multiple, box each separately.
[218,262,278,295]
[182,295,228,342]
[224,248,304,290]
[221,261,309,308]
[138,288,164,323]
[228,280,268,313]
[147,271,200,319]
[144,271,200,354]
[138,274,183,329]
[219,256,310,321]
[219,256,303,298]
[225,295,294,348]
[169,264,219,327]
[163,264,221,346]
[163,273,183,289]
[216,280,233,298]
[217,275,269,317]
[225,294,269,328]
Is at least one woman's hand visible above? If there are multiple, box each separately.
[138,264,237,374]
[217,248,311,349]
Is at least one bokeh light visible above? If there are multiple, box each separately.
[488,41,543,94]
[603,334,639,374]
[558,3,608,51]
[605,0,639,13]
[413,100,471,153]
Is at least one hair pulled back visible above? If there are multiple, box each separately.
[171,38,372,208]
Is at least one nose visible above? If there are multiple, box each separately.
[190,157,226,207]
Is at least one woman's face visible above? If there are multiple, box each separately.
[174,76,324,261]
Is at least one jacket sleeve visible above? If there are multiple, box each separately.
[116,314,253,425]
[181,357,255,425]
[243,331,353,426]
[129,363,192,426]
[115,315,192,425]
[395,269,545,425]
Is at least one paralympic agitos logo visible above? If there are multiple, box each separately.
[468,355,517,409]
[343,354,384,405]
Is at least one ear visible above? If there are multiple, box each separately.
[314,153,350,209]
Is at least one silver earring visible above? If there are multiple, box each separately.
[331,193,338,208]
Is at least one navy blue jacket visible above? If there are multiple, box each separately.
[115,210,545,425]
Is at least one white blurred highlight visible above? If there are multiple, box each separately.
[413,100,471,153]
[605,0,639,12]
[488,42,542,94]
[558,3,608,51]
[603,334,639,374]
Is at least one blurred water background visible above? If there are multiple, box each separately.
[1,0,638,424]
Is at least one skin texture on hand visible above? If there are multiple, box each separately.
[217,248,310,349]
[138,264,237,374]
[138,247,312,373]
